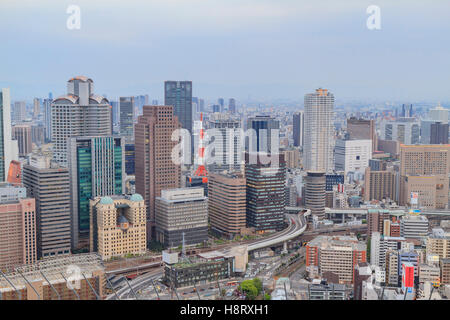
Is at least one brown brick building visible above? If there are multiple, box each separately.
[208,171,246,238]
[135,105,181,241]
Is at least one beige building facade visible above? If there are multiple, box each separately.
[90,194,147,260]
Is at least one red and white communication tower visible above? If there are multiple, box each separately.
[193,112,208,183]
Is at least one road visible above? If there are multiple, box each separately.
[106,209,310,300]
[107,268,164,300]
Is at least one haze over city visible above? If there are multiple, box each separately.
[1,0,450,102]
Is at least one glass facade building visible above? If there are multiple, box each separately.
[68,136,125,250]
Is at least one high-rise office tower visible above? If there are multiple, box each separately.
[164,80,192,136]
[51,76,112,166]
[212,104,220,113]
[125,142,135,175]
[135,105,181,241]
[207,117,242,172]
[208,171,246,239]
[22,154,71,258]
[247,116,280,153]
[12,125,32,157]
[245,153,286,232]
[347,117,376,152]
[155,188,208,247]
[90,194,146,260]
[401,104,413,117]
[399,145,450,208]
[229,98,236,114]
[67,136,125,250]
[31,124,45,146]
[218,98,225,112]
[0,88,19,181]
[110,100,119,126]
[304,88,335,172]
[119,96,135,137]
[134,95,149,118]
[0,183,36,270]
[381,118,420,144]
[293,111,304,147]
[33,98,40,119]
[43,97,53,142]
[199,99,205,112]
[364,167,396,202]
[428,103,449,124]
[305,171,326,221]
[430,122,449,144]
[13,101,26,122]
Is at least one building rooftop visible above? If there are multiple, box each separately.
[0,253,104,292]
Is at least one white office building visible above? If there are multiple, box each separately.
[51,76,112,166]
[400,214,429,239]
[335,139,372,174]
[380,118,420,145]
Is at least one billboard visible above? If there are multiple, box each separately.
[410,192,419,205]
[402,263,414,292]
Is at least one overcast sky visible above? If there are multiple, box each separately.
[1,0,450,103]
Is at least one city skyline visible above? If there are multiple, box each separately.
[1,0,450,102]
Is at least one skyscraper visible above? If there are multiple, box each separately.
[135,105,181,241]
[304,88,335,172]
[245,153,286,232]
[164,81,192,136]
[22,154,71,258]
[43,97,53,142]
[247,116,280,153]
[401,104,413,117]
[218,98,225,112]
[119,96,135,137]
[229,98,236,114]
[347,117,376,152]
[67,136,125,250]
[293,111,304,147]
[13,101,26,123]
[51,76,112,166]
[208,171,246,239]
[33,98,40,119]
[12,124,32,156]
[207,117,242,172]
[399,144,450,208]
[0,88,19,181]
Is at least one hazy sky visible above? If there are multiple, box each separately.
[1,0,450,103]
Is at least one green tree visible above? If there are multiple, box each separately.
[239,280,258,300]
[366,237,371,261]
[252,278,263,295]
[264,293,271,300]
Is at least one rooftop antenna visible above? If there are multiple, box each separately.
[193,112,208,183]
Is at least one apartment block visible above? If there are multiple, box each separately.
[306,235,366,284]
